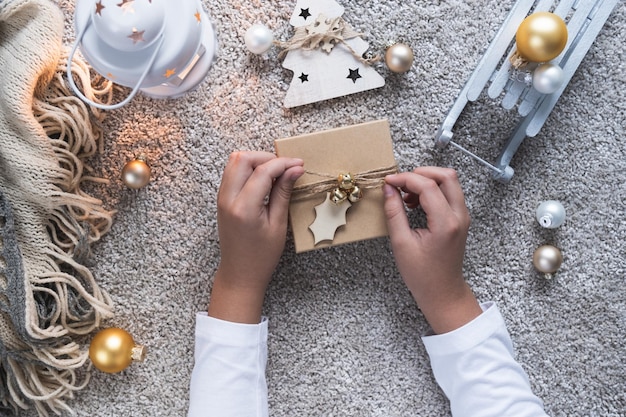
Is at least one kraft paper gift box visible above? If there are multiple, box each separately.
[274,119,397,253]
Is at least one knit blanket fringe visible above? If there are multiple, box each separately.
[0,1,117,412]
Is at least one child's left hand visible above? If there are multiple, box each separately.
[208,151,304,323]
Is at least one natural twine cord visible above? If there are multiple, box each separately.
[291,165,398,201]
[275,14,380,65]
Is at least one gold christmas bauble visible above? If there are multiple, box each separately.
[515,12,568,63]
[532,244,563,276]
[89,328,146,373]
[385,43,414,73]
[122,155,151,189]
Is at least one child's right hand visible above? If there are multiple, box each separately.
[383,167,482,334]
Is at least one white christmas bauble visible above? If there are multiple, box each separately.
[536,200,566,228]
[532,63,564,94]
[245,24,274,55]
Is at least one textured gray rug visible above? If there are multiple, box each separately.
[39,0,626,416]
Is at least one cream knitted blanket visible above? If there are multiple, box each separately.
[0,0,115,415]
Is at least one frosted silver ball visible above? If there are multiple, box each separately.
[385,43,414,73]
[244,24,274,55]
[536,200,566,228]
[532,63,564,94]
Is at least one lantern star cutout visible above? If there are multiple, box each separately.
[95,0,105,16]
[299,8,312,20]
[194,10,201,23]
[117,0,135,14]
[309,193,352,244]
[128,28,146,44]
[299,73,309,83]
[347,68,362,83]
[164,68,176,78]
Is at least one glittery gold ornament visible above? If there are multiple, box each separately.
[532,244,563,278]
[122,154,151,189]
[89,328,146,373]
[385,43,414,73]
[515,12,568,63]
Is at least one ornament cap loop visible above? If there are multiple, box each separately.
[131,345,147,362]
[539,214,554,228]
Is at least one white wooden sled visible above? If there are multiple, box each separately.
[435,0,618,182]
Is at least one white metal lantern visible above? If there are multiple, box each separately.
[68,0,217,109]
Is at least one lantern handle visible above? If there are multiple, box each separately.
[67,16,165,110]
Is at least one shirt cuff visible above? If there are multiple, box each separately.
[421,301,506,356]
[195,312,268,347]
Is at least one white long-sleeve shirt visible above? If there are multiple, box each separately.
[188,302,548,417]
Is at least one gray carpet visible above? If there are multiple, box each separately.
[41,0,626,416]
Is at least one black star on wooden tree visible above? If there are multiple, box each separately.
[347,68,362,83]
[298,73,309,83]
[299,8,312,20]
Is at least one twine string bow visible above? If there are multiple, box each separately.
[291,165,398,202]
[276,14,380,65]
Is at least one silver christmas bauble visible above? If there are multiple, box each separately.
[385,43,414,73]
[244,24,274,55]
[536,200,566,228]
[532,63,564,94]
[533,244,563,277]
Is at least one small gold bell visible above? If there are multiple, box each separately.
[331,188,347,204]
[338,173,355,191]
[348,185,363,203]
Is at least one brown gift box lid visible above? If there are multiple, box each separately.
[274,119,396,253]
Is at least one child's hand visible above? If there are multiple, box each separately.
[208,151,304,324]
[384,167,482,334]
